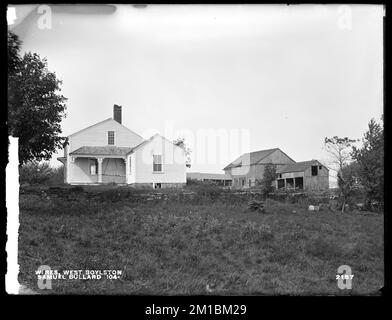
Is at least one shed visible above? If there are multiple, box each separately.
[276,160,329,191]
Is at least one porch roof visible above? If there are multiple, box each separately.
[57,157,66,164]
[69,146,132,157]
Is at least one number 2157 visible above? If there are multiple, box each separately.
[336,275,354,280]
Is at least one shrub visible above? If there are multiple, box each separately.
[19,161,52,185]
[47,166,64,185]
[69,185,84,193]
[188,182,224,201]
[247,200,265,213]
[101,187,133,202]
[19,161,65,186]
[260,163,277,196]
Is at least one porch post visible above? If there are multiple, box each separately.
[97,158,103,183]
[125,156,129,184]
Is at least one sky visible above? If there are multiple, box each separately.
[8,4,384,184]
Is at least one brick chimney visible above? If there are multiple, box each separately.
[113,104,122,124]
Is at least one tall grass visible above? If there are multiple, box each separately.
[18,192,384,295]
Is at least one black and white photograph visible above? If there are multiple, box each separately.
[6,4,385,299]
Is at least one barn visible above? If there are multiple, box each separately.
[276,160,329,191]
[223,148,296,188]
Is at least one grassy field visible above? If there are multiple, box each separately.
[18,188,384,295]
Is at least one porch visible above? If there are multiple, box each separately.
[276,176,304,190]
[68,146,132,184]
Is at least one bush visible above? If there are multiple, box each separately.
[101,187,133,202]
[47,166,64,185]
[189,183,224,201]
[19,161,52,185]
[19,161,65,186]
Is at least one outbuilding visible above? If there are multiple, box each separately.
[275,160,329,191]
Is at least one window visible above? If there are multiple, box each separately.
[153,155,162,172]
[129,157,131,174]
[248,179,252,187]
[311,165,318,176]
[278,174,282,178]
[319,165,322,170]
[108,131,115,145]
[90,160,97,175]
[154,183,162,189]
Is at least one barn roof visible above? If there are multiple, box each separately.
[277,160,323,173]
[223,148,282,170]
[187,172,232,180]
[69,146,132,157]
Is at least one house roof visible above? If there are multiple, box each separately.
[68,134,182,158]
[68,118,112,137]
[187,172,232,180]
[69,146,132,157]
[68,118,145,140]
[126,133,185,156]
[223,148,281,170]
[277,160,324,174]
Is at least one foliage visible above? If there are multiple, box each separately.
[188,182,224,201]
[324,136,358,212]
[337,161,361,206]
[8,31,67,165]
[324,136,358,170]
[351,117,384,206]
[19,161,53,185]
[173,137,192,168]
[8,32,21,73]
[47,166,64,185]
[247,200,265,213]
[260,163,277,196]
[19,162,65,185]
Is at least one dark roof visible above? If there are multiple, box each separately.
[223,148,280,170]
[69,146,132,157]
[277,160,323,173]
[187,172,232,180]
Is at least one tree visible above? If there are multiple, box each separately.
[337,161,361,209]
[173,137,192,168]
[351,117,384,208]
[8,32,21,73]
[8,31,67,165]
[260,163,277,197]
[324,136,358,212]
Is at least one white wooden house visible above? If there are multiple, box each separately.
[58,105,187,188]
